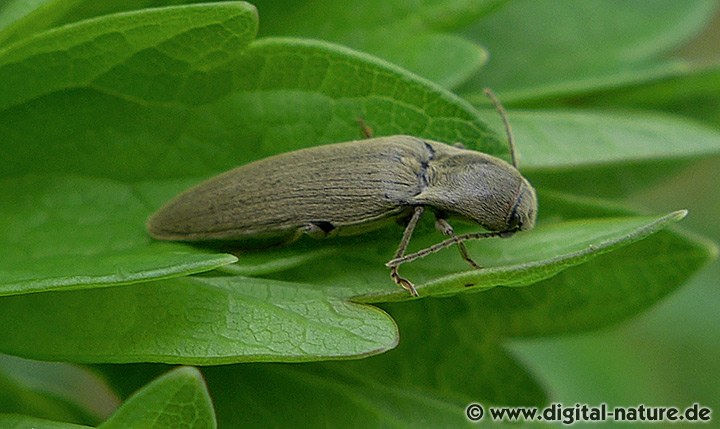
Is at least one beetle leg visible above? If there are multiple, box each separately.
[386,230,507,267]
[390,267,418,297]
[356,117,374,139]
[387,206,424,297]
[435,218,482,269]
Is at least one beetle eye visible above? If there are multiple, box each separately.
[507,206,522,230]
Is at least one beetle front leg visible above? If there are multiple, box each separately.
[387,206,424,297]
[434,218,482,269]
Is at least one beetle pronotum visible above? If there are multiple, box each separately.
[147,89,537,296]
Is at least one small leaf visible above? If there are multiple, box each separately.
[0,276,398,364]
[0,354,118,425]
[99,367,215,429]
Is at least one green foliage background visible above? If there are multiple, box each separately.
[1,0,719,427]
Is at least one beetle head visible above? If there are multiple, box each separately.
[416,155,537,233]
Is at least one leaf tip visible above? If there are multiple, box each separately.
[671,209,689,222]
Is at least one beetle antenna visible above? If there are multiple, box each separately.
[483,88,517,168]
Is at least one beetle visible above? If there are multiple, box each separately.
[147,89,537,296]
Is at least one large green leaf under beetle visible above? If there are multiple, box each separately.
[246,211,690,302]
[0,207,702,364]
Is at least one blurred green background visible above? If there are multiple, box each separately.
[509,8,720,422]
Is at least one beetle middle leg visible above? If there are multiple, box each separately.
[434,218,482,269]
[387,206,424,297]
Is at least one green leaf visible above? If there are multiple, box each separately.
[0,276,398,364]
[0,176,237,296]
[0,1,191,46]
[0,414,92,429]
[479,228,717,336]
[241,211,688,302]
[503,108,720,196]
[94,292,549,427]
[472,191,718,336]
[205,365,471,427]
[460,0,718,102]
[573,64,720,128]
[252,0,503,88]
[205,360,494,427]
[99,367,215,429]
[0,354,117,426]
[0,0,81,46]
[511,109,720,170]
[205,351,538,427]
[0,2,263,182]
[215,37,503,163]
[1,36,503,181]
[0,2,259,112]
[203,293,546,427]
